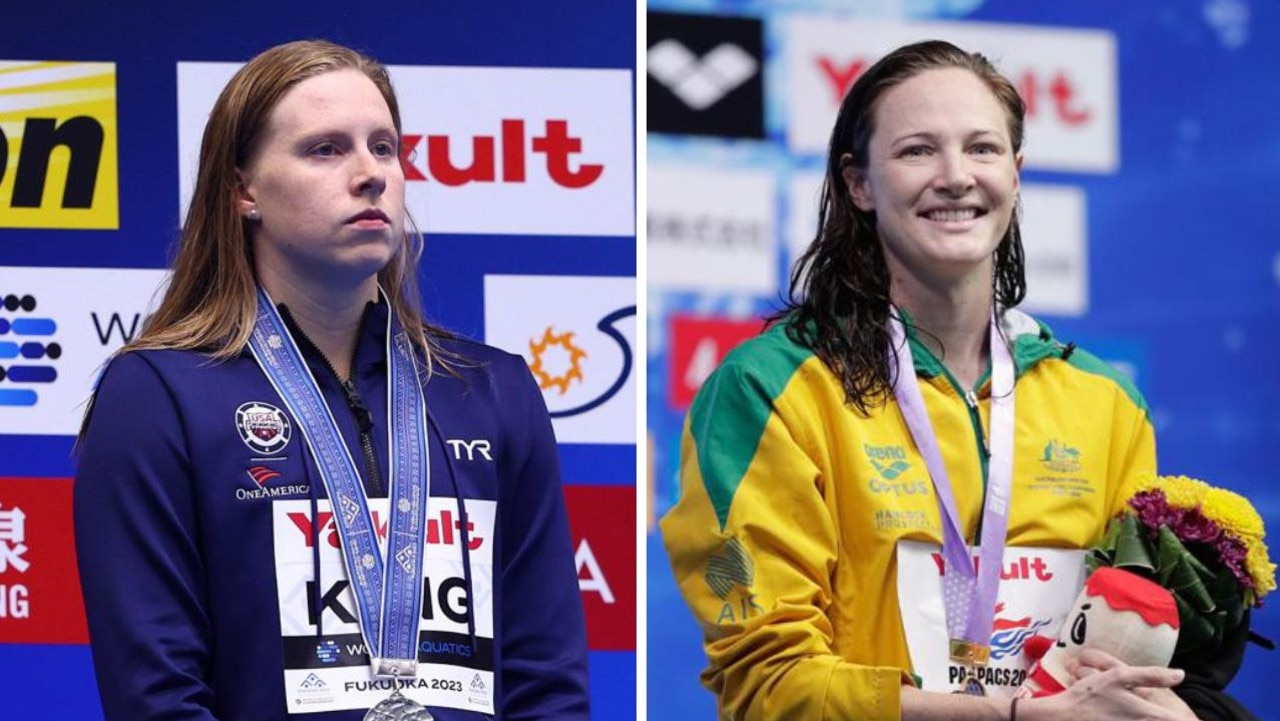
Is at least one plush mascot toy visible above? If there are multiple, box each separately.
[1017,566,1181,698]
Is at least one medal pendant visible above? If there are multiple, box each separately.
[948,639,991,667]
[955,670,986,697]
[364,689,434,721]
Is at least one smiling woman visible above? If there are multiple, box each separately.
[73,40,589,721]
[848,67,1022,347]
[660,40,1201,721]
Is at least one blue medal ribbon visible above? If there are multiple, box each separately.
[248,286,429,678]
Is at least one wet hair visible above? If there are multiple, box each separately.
[128,39,444,364]
[771,39,1027,414]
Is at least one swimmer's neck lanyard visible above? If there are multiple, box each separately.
[247,286,430,681]
[888,307,1014,666]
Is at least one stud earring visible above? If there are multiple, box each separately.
[246,208,261,221]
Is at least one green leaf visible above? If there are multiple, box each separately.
[1113,515,1156,572]
[1173,593,1217,655]
[1208,566,1245,630]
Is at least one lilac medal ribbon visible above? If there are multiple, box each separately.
[248,286,431,682]
[888,307,1015,662]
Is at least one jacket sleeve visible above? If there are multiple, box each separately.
[73,352,220,720]
[497,354,590,720]
[1101,371,1157,519]
[660,360,908,721]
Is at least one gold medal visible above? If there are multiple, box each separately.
[948,638,991,666]
[949,639,990,696]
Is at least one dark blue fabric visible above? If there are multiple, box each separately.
[73,310,588,721]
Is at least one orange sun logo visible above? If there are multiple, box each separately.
[529,326,588,395]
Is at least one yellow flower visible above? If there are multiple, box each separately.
[1147,475,1276,603]
[1201,486,1266,540]
[1151,475,1211,510]
[1245,538,1277,599]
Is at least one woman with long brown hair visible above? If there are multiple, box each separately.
[74,40,588,721]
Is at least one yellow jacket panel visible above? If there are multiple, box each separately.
[660,310,1155,721]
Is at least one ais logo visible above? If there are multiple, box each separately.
[0,61,118,229]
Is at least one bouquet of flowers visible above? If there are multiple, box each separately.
[1087,475,1275,658]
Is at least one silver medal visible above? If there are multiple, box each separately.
[364,689,434,721]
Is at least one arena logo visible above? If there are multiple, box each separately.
[864,443,912,480]
[0,61,119,229]
[647,11,764,138]
[178,62,633,237]
[647,40,758,111]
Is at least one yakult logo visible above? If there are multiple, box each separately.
[784,18,1118,173]
[814,58,1092,128]
[178,63,633,237]
[399,119,602,189]
[288,508,486,551]
[930,553,1055,582]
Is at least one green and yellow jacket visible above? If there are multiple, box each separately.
[660,309,1155,721]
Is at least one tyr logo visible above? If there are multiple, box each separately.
[446,439,493,462]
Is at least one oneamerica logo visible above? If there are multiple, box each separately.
[235,484,309,501]
[236,401,291,454]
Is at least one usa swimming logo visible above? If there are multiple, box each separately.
[0,293,61,408]
[235,401,292,455]
[989,603,1053,661]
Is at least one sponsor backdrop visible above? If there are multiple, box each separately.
[0,3,635,720]
[646,1,1279,718]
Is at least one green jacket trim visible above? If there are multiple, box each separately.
[689,322,813,530]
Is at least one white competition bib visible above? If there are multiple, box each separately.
[272,499,497,715]
[897,540,1085,697]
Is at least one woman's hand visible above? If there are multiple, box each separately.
[1063,648,1199,720]
[1017,651,1192,721]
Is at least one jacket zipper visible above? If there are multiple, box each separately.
[281,307,385,498]
[963,389,991,458]
[340,378,384,497]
